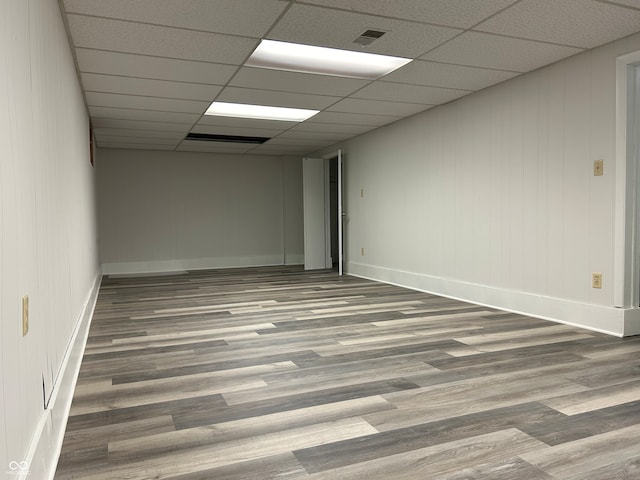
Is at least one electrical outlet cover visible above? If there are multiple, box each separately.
[22,295,29,336]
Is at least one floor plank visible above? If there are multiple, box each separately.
[54,266,640,479]
[306,429,548,480]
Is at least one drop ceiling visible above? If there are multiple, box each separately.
[60,0,640,156]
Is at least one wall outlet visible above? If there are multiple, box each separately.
[22,295,29,336]
[592,272,602,289]
[361,247,365,256]
[594,159,604,176]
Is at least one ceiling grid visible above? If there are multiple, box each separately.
[60,0,640,155]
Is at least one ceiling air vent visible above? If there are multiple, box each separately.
[185,133,270,144]
[353,29,386,47]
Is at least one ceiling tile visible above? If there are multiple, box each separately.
[67,14,257,64]
[259,142,323,151]
[297,0,518,29]
[328,98,429,116]
[82,73,223,101]
[422,31,583,72]
[608,0,640,7]
[98,142,177,151]
[475,0,640,48]
[63,0,287,36]
[196,116,298,130]
[268,3,461,58]
[216,86,341,110]
[277,130,355,141]
[86,92,209,114]
[94,128,187,139]
[248,144,322,155]
[190,124,288,137]
[95,135,180,145]
[310,111,403,126]
[91,118,192,132]
[89,106,201,124]
[264,137,330,147]
[76,49,238,85]
[230,67,369,97]
[176,141,254,153]
[382,60,520,90]
[353,81,467,104]
[293,122,374,135]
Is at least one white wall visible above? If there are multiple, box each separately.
[1,0,101,478]
[97,149,303,274]
[319,34,640,336]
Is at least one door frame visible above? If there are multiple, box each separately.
[615,50,640,308]
[322,150,343,274]
[302,150,344,273]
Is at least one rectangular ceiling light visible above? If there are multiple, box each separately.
[246,39,411,79]
[205,101,319,122]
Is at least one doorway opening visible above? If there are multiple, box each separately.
[327,156,339,270]
[613,50,640,335]
[615,50,640,310]
[631,62,640,307]
[303,150,344,274]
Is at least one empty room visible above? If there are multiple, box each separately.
[4,0,640,479]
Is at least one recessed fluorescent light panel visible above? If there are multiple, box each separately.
[246,39,411,79]
[204,101,319,122]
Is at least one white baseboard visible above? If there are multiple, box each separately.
[348,262,635,337]
[624,308,640,336]
[25,272,102,480]
[102,255,301,275]
[285,254,304,265]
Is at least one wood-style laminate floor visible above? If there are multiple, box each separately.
[55,266,640,479]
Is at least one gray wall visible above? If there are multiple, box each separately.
[0,0,100,476]
[316,35,640,336]
[97,149,304,274]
